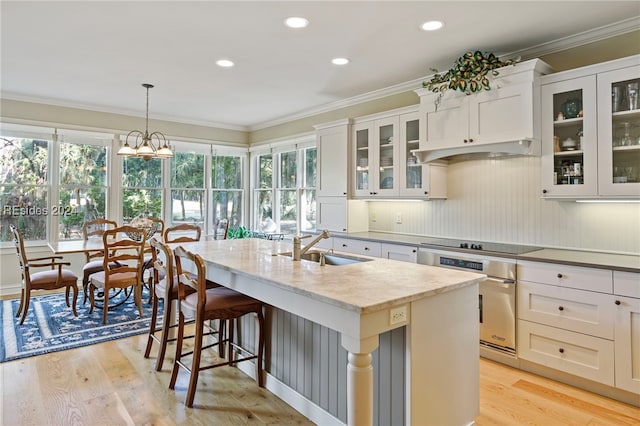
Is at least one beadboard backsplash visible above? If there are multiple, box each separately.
[368,156,640,255]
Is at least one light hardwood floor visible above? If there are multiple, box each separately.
[1,333,639,425]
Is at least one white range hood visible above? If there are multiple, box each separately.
[412,138,540,163]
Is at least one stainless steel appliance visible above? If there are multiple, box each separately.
[417,239,541,358]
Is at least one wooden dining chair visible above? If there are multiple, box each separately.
[169,245,265,408]
[81,218,119,305]
[163,223,201,244]
[144,238,185,371]
[89,225,146,324]
[10,225,79,325]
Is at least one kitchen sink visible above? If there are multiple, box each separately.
[275,250,372,266]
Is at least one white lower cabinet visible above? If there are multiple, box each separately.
[517,261,639,396]
[613,271,640,395]
[518,320,615,386]
[333,237,381,257]
[381,243,417,263]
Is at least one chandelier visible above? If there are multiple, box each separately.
[117,83,173,161]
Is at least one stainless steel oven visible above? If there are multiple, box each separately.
[418,249,517,357]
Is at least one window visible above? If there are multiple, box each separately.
[58,141,108,240]
[301,146,317,231]
[254,153,274,232]
[252,140,316,236]
[122,157,163,223]
[170,151,205,228]
[211,153,244,238]
[0,136,50,241]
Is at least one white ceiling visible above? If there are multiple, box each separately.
[1,1,638,131]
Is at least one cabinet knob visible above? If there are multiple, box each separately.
[412,249,417,253]
[558,348,565,354]
[615,300,621,305]
[557,273,563,278]
[463,139,469,143]
[558,306,564,311]
[343,192,347,195]
[469,138,474,143]
[542,189,548,194]
[342,244,347,248]
[364,247,370,251]
[424,191,428,195]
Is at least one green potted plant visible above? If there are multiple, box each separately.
[423,51,519,109]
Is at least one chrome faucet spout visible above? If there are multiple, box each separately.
[292,229,330,261]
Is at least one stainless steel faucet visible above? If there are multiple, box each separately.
[292,229,330,261]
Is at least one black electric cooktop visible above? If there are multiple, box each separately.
[420,237,541,256]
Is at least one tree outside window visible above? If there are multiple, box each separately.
[0,137,49,241]
[255,154,274,233]
[170,152,205,227]
[58,142,108,240]
[212,154,244,238]
[122,157,162,222]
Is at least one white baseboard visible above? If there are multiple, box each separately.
[236,361,344,426]
[0,283,22,298]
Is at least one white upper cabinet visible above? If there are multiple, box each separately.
[540,55,640,199]
[315,119,350,197]
[351,106,447,199]
[352,115,400,197]
[414,59,552,163]
[597,64,640,197]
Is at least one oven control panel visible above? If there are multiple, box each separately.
[439,256,483,271]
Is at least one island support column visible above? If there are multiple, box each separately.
[342,334,379,426]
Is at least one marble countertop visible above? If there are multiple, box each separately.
[179,238,485,314]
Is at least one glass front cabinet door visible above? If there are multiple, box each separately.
[353,121,373,197]
[597,65,640,197]
[541,56,640,199]
[541,75,598,198]
[400,112,426,196]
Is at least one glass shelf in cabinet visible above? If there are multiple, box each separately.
[554,149,584,156]
[553,117,583,127]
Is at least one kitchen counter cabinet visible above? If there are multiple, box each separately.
[180,238,484,426]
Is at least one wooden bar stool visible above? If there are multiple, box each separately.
[169,245,265,407]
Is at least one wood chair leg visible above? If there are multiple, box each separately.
[135,284,144,318]
[255,309,265,387]
[65,286,71,307]
[70,284,78,317]
[89,284,95,314]
[19,291,30,325]
[169,311,186,390]
[144,293,159,359]
[185,321,204,408]
[102,288,109,324]
[228,319,235,364]
[155,297,172,371]
[15,289,25,318]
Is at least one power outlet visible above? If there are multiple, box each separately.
[395,212,402,224]
[390,305,407,325]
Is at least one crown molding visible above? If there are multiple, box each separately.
[0,92,250,132]
[250,17,640,131]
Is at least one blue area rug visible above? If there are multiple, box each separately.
[0,289,163,363]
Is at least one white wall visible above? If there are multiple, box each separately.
[368,155,640,255]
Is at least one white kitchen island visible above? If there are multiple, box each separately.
[179,238,485,426]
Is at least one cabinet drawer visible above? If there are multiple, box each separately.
[614,271,640,298]
[333,237,381,257]
[518,320,614,386]
[518,281,615,339]
[518,261,613,293]
[381,243,417,263]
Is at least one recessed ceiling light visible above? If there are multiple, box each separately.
[421,20,444,31]
[285,17,309,28]
[216,59,235,68]
[332,57,349,65]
